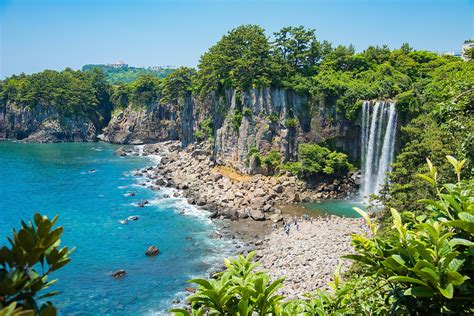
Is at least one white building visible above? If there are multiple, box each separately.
[462,40,474,61]
[107,61,128,68]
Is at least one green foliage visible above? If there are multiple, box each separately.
[232,109,243,131]
[283,118,297,128]
[267,112,279,124]
[127,74,161,107]
[0,68,111,120]
[346,157,474,314]
[463,47,474,61]
[282,143,353,177]
[246,146,261,167]
[385,61,474,210]
[242,107,252,117]
[0,213,74,315]
[171,252,284,315]
[159,67,196,105]
[82,64,174,84]
[195,25,272,96]
[262,150,282,171]
[194,118,214,142]
[272,25,326,78]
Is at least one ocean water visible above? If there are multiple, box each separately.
[0,141,231,315]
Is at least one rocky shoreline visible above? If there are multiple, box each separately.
[126,141,360,222]
[123,141,367,299]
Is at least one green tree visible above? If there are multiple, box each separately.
[159,67,196,105]
[195,25,272,95]
[272,26,324,76]
[128,74,160,107]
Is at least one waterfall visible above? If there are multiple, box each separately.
[360,101,398,198]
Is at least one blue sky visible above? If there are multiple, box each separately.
[0,0,473,77]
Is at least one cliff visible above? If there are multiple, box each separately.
[0,102,99,142]
[98,103,180,144]
[0,88,362,172]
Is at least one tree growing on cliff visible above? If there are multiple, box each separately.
[128,74,161,107]
[159,67,196,105]
[272,25,329,77]
[0,213,74,315]
[195,25,272,95]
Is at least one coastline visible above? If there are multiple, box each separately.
[128,141,366,300]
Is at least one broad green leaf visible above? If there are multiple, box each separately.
[438,283,454,299]
[404,286,435,298]
[388,276,428,286]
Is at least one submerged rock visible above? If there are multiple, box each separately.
[137,200,149,207]
[145,246,160,257]
[111,269,126,278]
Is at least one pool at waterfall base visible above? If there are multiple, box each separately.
[281,200,366,218]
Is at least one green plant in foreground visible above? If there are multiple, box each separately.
[0,213,74,316]
[346,156,473,314]
[171,252,284,315]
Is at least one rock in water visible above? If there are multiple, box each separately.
[138,200,149,207]
[145,246,160,257]
[111,269,126,278]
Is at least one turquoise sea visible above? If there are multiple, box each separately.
[0,142,231,315]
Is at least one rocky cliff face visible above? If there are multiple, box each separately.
[1,88,362,174]
[99,103,180,144]
[0,102,98,142]
[206,88,361,173]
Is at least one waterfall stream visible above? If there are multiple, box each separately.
[360,101,398,198]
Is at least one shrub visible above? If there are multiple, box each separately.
[247,146,261,167]
[281,143,353,177]
[171,252,284,315]
[242,106,252,117]
[284,118,297,128]
[194,118,214,142]
[0,213,74,315]
[267,113,279,124]
[346,156,474,314]
[232,109,243,131]
[262,150,282,168]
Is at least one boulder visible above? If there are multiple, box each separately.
[248,208,265,221]
[145,246,160,257]
[111,269,126,278]
[269,214,283,223]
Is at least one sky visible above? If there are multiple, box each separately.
[0,0,473,77]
